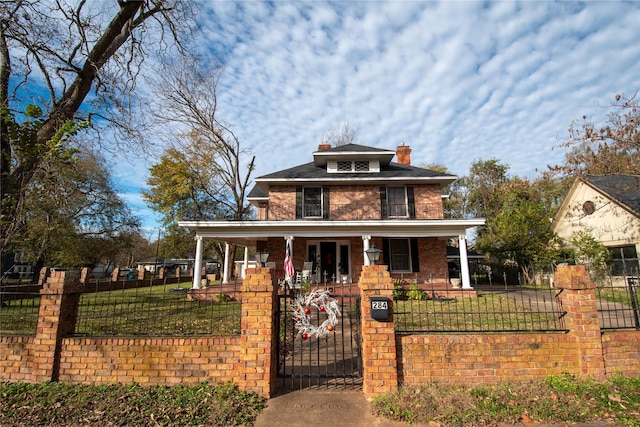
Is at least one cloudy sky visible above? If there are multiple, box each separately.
[122,1,640,230]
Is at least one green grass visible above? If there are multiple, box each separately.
[0,381,265,427]
[394,292,564,332]
[1,281,241,337]
[372,373,640,426]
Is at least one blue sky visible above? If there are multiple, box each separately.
[117,1,640,232]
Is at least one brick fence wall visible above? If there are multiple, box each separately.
[2,264,639,400]
[0,268,277,397]
[359,264,639,399]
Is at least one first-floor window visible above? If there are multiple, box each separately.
[608,245,639,276]
[389,239,411,272]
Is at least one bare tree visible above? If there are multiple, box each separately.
[320,120,360,147]
[0,0,195,270]
[144,59,255,274]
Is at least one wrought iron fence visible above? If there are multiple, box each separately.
[0,280,42,335]
[74,277,241,337]
[596,276,640,330]
[394,284,567,334]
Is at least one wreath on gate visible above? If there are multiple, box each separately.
[292,289,341,339]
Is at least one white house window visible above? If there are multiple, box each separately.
[387,187,408,217]
[303,188,323,218]
[389,239,411,272]
[608,245,639,276]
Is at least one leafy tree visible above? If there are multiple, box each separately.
[475,178,560,285]
[0,0,195,271]
[14,148,140,270]
[465,158,510,219]
[553,92,639,178]
[567,230,611,284]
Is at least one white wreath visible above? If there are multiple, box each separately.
[292,289,341,339]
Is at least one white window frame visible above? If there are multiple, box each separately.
[387,186,408,218]
[389,238,412,273]
[303,187,323,218]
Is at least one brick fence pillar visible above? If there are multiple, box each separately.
[554,265,606,380]
[31,270,83,382]
[358,265,398,399]
[240,268,278,398]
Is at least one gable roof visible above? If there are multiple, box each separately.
[586,175,640,216]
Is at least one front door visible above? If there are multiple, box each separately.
[320,242,337,283]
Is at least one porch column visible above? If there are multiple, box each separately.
[192,236,203,289]
[223,242,231,284]
[362,235,371,266]
[458,234,472,289]
[242,246,249,279]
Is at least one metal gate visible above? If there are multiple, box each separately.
[276,282,362,391]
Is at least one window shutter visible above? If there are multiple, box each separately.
[295,187,302,219]
[380,187,388,219]
[410,238,420,272]
[407,187,416,219]
[382,238,390,266]
[323,187,330,219]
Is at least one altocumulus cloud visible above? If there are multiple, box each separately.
[127,1,640,229]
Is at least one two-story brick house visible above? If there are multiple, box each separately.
[179,143,484,290]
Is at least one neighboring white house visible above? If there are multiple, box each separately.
[551,175,640,280]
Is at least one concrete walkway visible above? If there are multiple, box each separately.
[253,388,622,427]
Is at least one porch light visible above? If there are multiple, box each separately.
[365,244,383,265]
[256,250,269,267]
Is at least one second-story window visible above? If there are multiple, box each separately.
[303,188,323,217]
[387,187,408,217]
[381,186,415,219]
[296,187,329,219]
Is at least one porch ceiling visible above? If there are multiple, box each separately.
[178,219,485,246]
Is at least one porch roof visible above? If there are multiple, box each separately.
[177,219,486,246]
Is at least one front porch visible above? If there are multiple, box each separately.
[178,218,485,294]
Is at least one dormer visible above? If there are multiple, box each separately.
[313,144,396,173]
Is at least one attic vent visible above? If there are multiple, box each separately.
[582,201,595,215]
[337,161,352,172]
[328,160,379,173]
[354,161,370,171]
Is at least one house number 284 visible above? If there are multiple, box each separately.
[371,301,388,310]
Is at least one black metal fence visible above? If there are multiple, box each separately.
[75,277,241,336]
[0,280,42,335]
[394,285,567,334]
[0,275,242,337]
[596,276,640,330]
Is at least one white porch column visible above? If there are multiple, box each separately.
[223,242,231,284]
[362,235,371,266]
[192,236,203,289]
[458,234,472,289]
[242,246,249,279]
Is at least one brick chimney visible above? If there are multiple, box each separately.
[318,144,332,151]
[396,144,411,166]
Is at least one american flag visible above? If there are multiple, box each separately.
[284,239,295,283]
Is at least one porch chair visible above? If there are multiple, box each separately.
[301,261,314,283]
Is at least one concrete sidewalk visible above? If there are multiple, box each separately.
[253,388,621,427]
[253,389,409,427]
